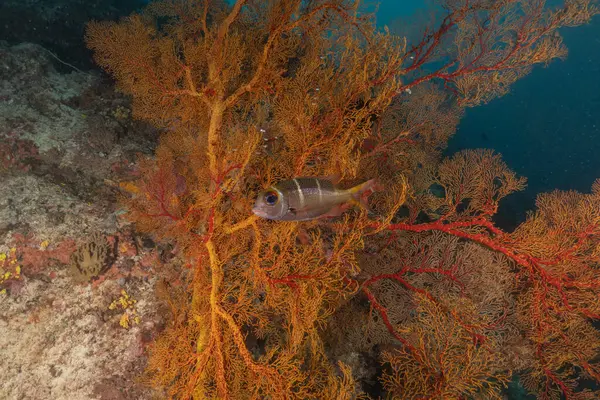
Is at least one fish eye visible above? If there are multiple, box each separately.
[264,191,278,206]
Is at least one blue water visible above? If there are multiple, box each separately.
[375,0,600,230]
[447,20,600,230]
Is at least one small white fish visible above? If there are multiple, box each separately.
[252,177,379,221]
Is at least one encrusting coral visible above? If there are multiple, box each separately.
[85,0,600,398]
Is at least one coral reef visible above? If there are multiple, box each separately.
[83,0,600,398]
[0,41,164,399]
[0,270,158,400]
[2,0,598,399]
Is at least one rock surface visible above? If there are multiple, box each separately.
[0,41,163,400]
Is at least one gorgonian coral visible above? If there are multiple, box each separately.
[86,1,600,398]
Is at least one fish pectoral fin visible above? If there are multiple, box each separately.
[288,204,313,215]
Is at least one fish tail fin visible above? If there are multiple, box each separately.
[348,178,382,213]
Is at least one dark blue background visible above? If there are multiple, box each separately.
[376,0,600,230]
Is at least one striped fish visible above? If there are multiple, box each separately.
[252,177,378,221]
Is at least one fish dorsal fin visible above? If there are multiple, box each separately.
[318,173,342,185]
[317,161,344,185]
[294,174,340,185]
